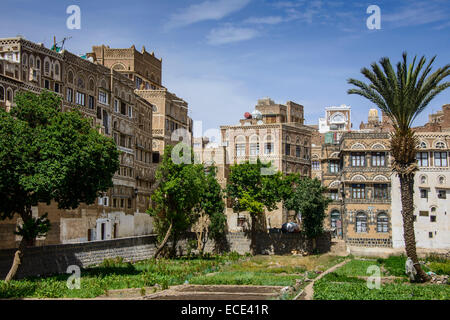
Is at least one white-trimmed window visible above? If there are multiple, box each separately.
[249,136,259,156]
[377,213,389,233]
[66,87,73,102]
[264,135,274,155]
[312,161,320,170]
[356,213,367,233]
[235,136,246,157]
[351,152,365,167]
[434,152,448,167]
[352,184,365,199]
[98,90,108,105]
[114,99,119,113]
[372,152,386,167]
[416,152,429,167]
[76,91,85,106]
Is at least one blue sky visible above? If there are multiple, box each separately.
[1,0,449,136]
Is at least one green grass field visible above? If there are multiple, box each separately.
[313,255,450,300]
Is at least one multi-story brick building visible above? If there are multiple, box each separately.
[339,131,392,248]
[0,37,161,248]
[313,107,393,247]
[88,45,193,159]
[219,98,313,231]
[314,105,449,252]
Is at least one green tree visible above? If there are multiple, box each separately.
[347,53,449,282]
[284,176,332,243]
[0,91,120,281]
[225,160,283,253]
[148,144,205,258]
[194,165,226,254]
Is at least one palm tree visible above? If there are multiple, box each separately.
[347,52,449,282]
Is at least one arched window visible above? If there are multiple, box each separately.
[89,79,95,91]
[438,176,445,185]
[0,86,4,101]
[22,53,28,66]
[44,60,50,74]
[77,76,85,89]
[377,213,389,233]
[6,88,14,105]
[418,141,427,149]
[330,210,341,237]
[356,212,367,233]
[235,136,246,157]
[29,55,34,68]
[264,134,274,155]
[36,58,41,70]
[249,135,259,156]
[303,167,309,176]
[54,63,60,76]
[420,175,427,184]
[67,71,74,84]
[100,79,107,89]
[331,211,341,227]
[436,141,446,149]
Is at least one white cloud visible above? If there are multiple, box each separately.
[206,26,258,45]
[165,0,251,30]
[383,2,448,28]
[244,16,285,25]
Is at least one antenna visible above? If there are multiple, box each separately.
[52,36,72,52]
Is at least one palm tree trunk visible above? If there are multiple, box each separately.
[399,173,430,282]
[154,220,173,259]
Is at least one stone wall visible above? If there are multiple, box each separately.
[0,231,331,280]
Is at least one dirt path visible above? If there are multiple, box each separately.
[297,259,351,300]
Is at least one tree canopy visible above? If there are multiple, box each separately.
[147,144,206,257]
[0,90,120,220]
[225,160,283,218]
[283,176,331,239]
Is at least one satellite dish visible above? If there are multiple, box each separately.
[252,110,263,120]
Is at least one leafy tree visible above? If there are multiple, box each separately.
[0,91,120,281]
[347,52,449,282]
[283,176,332,241]
[148,144,205,258]
[225,160,283,252]
[194,165,226,254]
